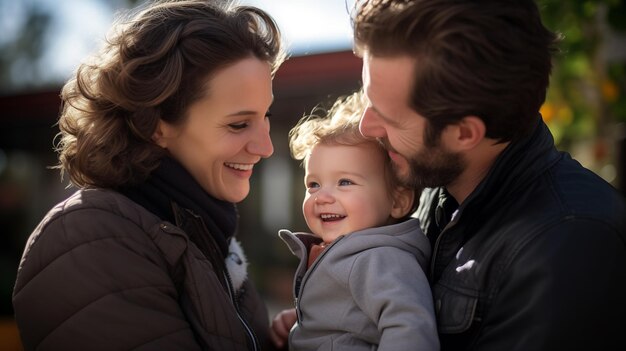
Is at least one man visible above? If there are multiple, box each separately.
[354,0,626,350]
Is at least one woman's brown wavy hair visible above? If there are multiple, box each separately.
[56,0,286,189]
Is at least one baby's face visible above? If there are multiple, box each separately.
[302,142,395,243]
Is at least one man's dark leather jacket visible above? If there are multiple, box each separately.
[416,118,626,351]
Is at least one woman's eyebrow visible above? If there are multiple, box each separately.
[227,110,258,117]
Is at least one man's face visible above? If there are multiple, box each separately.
[359,52,464,189]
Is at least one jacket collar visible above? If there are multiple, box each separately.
[425,117,562,281]
[460,116,561,213]
[121,156,237,257]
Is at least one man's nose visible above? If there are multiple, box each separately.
[359,107,386,138]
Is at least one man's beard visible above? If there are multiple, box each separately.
[393,142,465,190]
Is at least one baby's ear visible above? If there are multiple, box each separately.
[390,186,415,219]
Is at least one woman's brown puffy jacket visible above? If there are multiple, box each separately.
[13,188,273,351]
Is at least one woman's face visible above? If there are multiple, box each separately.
[154,57,274,203]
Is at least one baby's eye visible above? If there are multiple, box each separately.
[338,179,354,186]
[307,181,320,189]
[229,122,248,131]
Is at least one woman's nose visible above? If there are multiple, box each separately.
[248,124,274,158]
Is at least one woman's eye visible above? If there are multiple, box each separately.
[338,179,354,186]
[229,122,248,130]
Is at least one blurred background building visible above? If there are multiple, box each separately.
[1,0,625,349]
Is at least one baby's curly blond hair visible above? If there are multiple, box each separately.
[289,90,382,161]
[288,89,420,220]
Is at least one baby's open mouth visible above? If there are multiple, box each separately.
[320,213,345,222]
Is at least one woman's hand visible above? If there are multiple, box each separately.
[270,308,297,350]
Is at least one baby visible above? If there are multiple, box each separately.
[275,91,439,350]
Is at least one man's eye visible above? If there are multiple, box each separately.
[265,111,273,118]
[338,179,354,186]
[229,123,248,130]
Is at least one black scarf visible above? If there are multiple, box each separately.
[120,157,237,257]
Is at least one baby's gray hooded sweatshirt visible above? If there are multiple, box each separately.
[279,218,440,351]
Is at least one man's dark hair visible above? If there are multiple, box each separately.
[353,0,561,142]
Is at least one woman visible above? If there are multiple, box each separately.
[12,1,286,350]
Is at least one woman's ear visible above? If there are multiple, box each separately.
[390,186,415,219]
[152,119,172,148]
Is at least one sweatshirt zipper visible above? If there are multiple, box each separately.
[295,236,345,323]
[222,269,259,351]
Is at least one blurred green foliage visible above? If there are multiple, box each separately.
[539,0,626,149]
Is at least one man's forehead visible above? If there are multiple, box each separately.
[362,54,415,110]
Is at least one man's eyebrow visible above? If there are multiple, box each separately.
[368,103,396,125]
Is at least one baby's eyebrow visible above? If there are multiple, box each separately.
[337,172,369,182]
